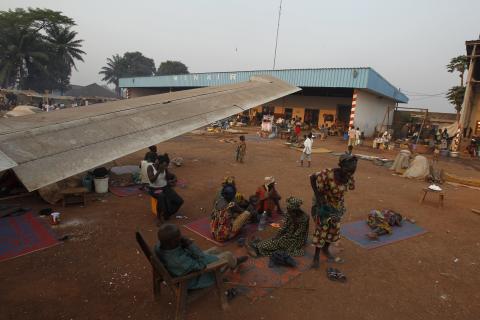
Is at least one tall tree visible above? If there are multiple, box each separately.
[45,25,85,93]
[446,55,469,120]
[156,60,189,75]
[0,8,83,91]
[122,51,155,77]
[99,52,155,95]
[446,55,468,87]
[99,54,126,95]
[446,86,466,114]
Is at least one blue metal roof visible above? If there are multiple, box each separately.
[119,68,408,103]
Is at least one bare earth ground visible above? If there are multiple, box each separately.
[1,128,480,320]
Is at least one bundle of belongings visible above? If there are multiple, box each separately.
[390,150,411,174]
[402,155,429,179]
[366,209,403,240]
[109,165,141,187]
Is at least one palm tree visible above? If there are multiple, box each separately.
[99,54,125,96]
[0,28,48,88]
[446,86,466,121]
[46,25,85,71]
[446,55,468,86]
[45,25,85,94]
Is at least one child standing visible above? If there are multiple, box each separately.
[236,135,247,163]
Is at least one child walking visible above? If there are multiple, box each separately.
[236,135,247,163]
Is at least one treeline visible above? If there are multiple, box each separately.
[0,8,189,97]
[0,8,85,94]
[99,53,189,95]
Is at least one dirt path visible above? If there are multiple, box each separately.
[1,131,479,320]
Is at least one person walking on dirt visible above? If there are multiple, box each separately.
[235,135,247,163]
[300,132,313,167]
[347,126,356,146]
[309,154,357,269]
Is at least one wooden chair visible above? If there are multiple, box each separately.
[135,232,229,320]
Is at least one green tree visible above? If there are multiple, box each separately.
[99,52,155,95]
[99,54,126,95]
[446,86,466,115]
[446,55,468,86]
[45,25,85,94]
[0,8,83,91]
[156,60,189,75]
[0,27,49,88]
[122,51,155,77]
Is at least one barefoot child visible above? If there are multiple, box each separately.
[235,135,246,163]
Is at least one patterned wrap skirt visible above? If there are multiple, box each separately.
[311,204,344,248]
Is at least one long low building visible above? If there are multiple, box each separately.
[119,67,408,137]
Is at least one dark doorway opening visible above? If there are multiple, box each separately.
[304,109,320,128]
[337,104,351,130]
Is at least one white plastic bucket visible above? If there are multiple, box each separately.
[94,176,109,193]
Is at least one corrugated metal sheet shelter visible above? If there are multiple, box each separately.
[119,68,408,103]
[0,76,299,191]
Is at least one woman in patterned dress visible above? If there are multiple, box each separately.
[309,154,357,268]
[247,196,309,257]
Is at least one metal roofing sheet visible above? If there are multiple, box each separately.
[0,76,299,191]
[119,68,408,103]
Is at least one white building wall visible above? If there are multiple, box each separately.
[354,90,396,137]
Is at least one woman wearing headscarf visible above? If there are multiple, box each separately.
[247,196,309,257]
[210,184,251,242]
[255,176,284,215]
[309,153,358,268]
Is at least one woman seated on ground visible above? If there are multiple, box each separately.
[155,224,247,290]
[247,197,309,257]
[211,185,251,242]
[255,176,284,215]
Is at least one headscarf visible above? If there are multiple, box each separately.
[222,176,236,186]
[221,185,236,202]
[264,176,275,186]
[286,196,303,210]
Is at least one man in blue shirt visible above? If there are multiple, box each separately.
[155,224,248,290]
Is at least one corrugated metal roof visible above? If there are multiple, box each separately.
[119,67,408,103]
[0,76,299,191]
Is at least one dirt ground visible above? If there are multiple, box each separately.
[1,128,479,320]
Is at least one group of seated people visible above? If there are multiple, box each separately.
[144,146,312,293]
[154,177,310,291]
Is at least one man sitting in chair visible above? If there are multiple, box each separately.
[155,224,248,290]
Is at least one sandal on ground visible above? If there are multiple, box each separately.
[326,267,337,281]
[334,268,347,282]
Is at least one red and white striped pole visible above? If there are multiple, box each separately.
[349,90,357,127]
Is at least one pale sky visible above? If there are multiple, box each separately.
[1,0,479,112]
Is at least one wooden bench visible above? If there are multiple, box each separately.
[420,187,445,208]
[135,232,229,320]
[60,187,88,207]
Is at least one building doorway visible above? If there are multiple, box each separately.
[304,109,320,128]
[337,104,351,130]
[284,108,293,120]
